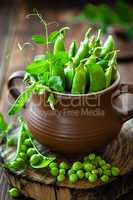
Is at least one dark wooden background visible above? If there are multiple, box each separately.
[0,0,133,199]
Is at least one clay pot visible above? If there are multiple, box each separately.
[8,71,133,154]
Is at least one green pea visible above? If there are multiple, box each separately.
[84,163,95,171]
[77,170,84,179]
[98,159,106,167]
[69,174,78,184]
[71,62,86,94]
[68,169,75,176]
[96,156,102,162]
[24,138,32,147]
[91,169,99,175]
[57,174,65,182]
[8,187,20,198]
[21,144,28,153]
[7,138,15,146]
[8,161,20,171]
[59,161,69,170]
[85,172,91,179]
[16,158,25,169]
[111,167,120,176]
[50,167,59,177]
[100,175,109,183]
[19,152,27,161]
[59,169,66,175]
[102,164,111,170]
[49,162,58,169]
[72,161,83,171]
[88,174,97,183]
[103,169,111,176]
[106,164,111,169]
[27,148,37,157]
[88,153,96,161]
[30,154,43,166]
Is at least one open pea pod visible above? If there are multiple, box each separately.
[88,63,106,92]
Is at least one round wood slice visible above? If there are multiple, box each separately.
[0,119,133,200]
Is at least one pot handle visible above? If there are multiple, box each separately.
[112,83,133,122]
[8,71,25,100]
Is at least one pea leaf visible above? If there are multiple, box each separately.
[48,31,60,43]
[48,76,64,92]
[8,83,36,116]
[26,59,49,75]
[32,35,46,44]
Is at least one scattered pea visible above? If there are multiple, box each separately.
[98,168,103,176]
[24,138,32,147]
[59,162,69,170]
[68,169,75,176]
[50,167,59,177]
[85,172,91,179]
[100,175,109,183]
[84,163,95,171]
[49,162,58,169]
[91,169,99,174]
[98,159,106,166]
[103,169,111,176]
[16,158,25,169]
[8,187,20,198]
[111,167,120,176]
[69,174,78,184]
[72,161,83,171]
[88,174,97,183]
[19,152,27,161]
[59,169,66,175]
[21,144,28,153]
[88,153,96,161]
[57,174,65,182]
[77,170,84,179]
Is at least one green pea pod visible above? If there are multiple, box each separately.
[71,63,86,94]
[101,35,115,57]
[54,33,65,55]
[64,62,74,91]
[73,28,91,67]
[68,41,77,58]
[88,63,106,92]
[105,51,117,87]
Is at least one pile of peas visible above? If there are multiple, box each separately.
[49,153,120,184]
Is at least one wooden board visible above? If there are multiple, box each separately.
[0,119,133,200]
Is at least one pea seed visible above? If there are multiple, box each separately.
[8,161,20,171]
[98,159,106,166]
[100,175,109,183]
[103,169,111,176]
[50,167,59,177]
[77,170,84,179]
[91,169,99,174]
[59,162,69,170]
[84,163,95,171]
[69,174,78,184]
[102,163,111,170]
[30,154,43,166]
[49,162,58,169]
[72,161,83,171]
[27,148,37,157]
[57,174,65,182]
[111,167,120,176]
[88,153,96,161]
[24,138,32,147]
[96,156,102,162]
[16,158,25,169]
[59,169,66,175]
[68,169,75,176]
[21,144,28,153]
[19,152,27,161]
[88,174,97,183]
[98,168,103,176]
[8,187,20,198]
[85,172,91,179]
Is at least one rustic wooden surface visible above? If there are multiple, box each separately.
[0,0,133,199]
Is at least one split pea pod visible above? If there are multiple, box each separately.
[73,28,91,67]
[71,62,86,94]
[64,62,74,91]
[68,41,77,58]
[101,35,115,57]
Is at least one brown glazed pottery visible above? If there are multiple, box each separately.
[8,71,133,154]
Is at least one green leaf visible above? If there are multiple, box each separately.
[0,113,8,132]
[32,35,46,44]
[48,31,60,43]
[26,59,49,75]
[48,76,64,92]
[47,94,56,110]
[8,83,36,116]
